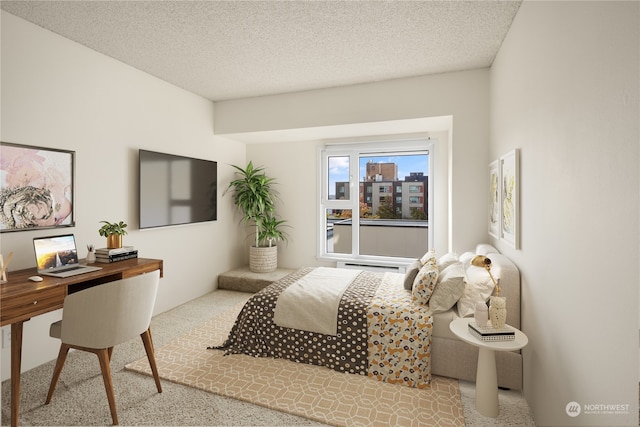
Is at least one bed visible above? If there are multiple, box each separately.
[215,266,433,388]
[215,244,522,390]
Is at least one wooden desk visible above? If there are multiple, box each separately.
[0,258,163,427]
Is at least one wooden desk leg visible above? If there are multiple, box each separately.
[10,322,23,427]
[476,347,499,417]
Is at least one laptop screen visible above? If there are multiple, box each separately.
[33,234,80,272]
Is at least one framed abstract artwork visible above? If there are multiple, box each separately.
[500,149,520,248]
[488,159,501,238]
[0,142,75,232]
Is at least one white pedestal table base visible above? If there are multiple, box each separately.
[475,347,499,417]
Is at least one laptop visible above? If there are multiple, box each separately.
[33,234,102,278]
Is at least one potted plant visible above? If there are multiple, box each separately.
[98,220,128,249]
[225,161,289,272]
[259,214,289,248]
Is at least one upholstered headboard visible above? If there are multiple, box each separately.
[476,244,521,329]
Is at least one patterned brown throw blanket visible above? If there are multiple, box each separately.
[213,267,433,388]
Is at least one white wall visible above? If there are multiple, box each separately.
[490,2,639,426]
[215,70,491,258]
[0,12,246,380]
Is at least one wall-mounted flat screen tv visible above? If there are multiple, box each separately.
[139,149,217,229]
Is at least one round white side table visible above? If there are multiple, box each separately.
[449,317,528,417]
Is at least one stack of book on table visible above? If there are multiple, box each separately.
[95,246,138,263]
[468,321,515,341]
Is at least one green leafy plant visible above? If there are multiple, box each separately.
[98,220,128,237]
[259,214,289,247]
[410,207,427,220]
[224,161,288,247]
[376,195,400,219]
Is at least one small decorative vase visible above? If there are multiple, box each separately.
[489,296,507,329]
[107,234,122,249]
[474,302,489,327]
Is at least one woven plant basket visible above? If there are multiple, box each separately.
[249,245,277,273]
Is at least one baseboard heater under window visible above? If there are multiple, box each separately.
[336,261,406,274]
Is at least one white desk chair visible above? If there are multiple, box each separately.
[45,269,162,425]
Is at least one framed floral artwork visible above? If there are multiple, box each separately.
[488,159,501,238]
[500,149,519,248]
[0,142,75,232]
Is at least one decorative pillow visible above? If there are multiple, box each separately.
[429,262,466,313]
[437,252,459,272]
[456,266,496,317]
[403,259,422,290]
[412,263,439,305]
[458,251,476,270]
[420,249,437,266]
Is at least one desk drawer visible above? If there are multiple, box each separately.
[121,262,162,279]
[1,286,65,325]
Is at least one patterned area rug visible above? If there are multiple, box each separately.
[126,302,464,427]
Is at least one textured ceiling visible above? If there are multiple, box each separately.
[1,1,521,102]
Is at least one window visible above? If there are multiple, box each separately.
[319,140,433,263]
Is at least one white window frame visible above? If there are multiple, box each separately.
[317,139,434,264]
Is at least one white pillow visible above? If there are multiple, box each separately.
[420,249,437,266]
[458,251,476,270]
[430,262,466,313]
[412,263,438,306]
[437,252,459,272]
[456,266,496,317]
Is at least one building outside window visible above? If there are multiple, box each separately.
[319,140,433,263]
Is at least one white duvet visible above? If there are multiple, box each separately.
[273,267,360,335]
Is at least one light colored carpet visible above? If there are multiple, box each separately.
[1,289,536,426]
[126,299,465,427]
[1,291,324,426]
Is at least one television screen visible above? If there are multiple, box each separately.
[139,150,217,229]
